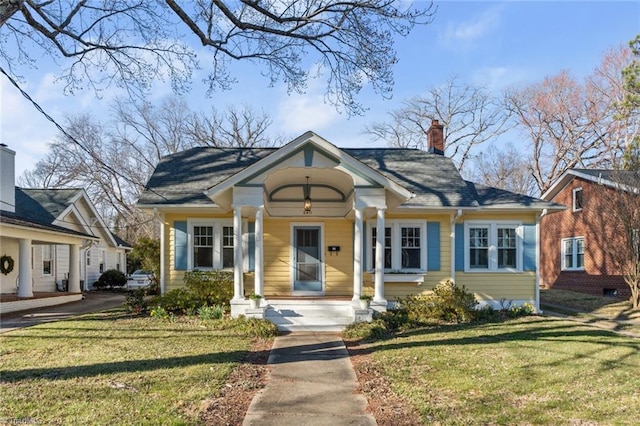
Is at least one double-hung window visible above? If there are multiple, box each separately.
[188,220,235,270]
[562,237,584,270]
[573,188,583,211]
[368,221,426,271]
[42,245,53,275]
[371,227,392,269]
[464,222,522,272]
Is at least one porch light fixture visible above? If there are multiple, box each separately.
[303,176,312,214]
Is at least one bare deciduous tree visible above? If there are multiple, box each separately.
[365,76,511,173]
[17,97,279,241]
[1,1,435,114]
[471,143,536,195]
[592,171,640,308]
[505,45,638,195]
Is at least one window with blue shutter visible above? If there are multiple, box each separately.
[174,221,188,271]
[427,222,441,271]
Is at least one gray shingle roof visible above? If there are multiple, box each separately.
[344,148,477,208]
[1,188,95,238]
[139,147,275,205]
[572,169,639,188]
[466,182,565,210]
[138,145,558,211]
[17,188,81,223]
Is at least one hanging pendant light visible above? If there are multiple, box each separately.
[303,176,312,214]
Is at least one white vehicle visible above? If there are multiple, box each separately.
[127,270,153,290]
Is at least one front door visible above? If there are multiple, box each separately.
[293,226,323,294]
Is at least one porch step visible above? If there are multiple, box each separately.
[264,299,355,332]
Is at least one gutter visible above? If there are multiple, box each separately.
[154,208,166,295]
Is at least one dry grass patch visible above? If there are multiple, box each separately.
[353,316,640,425]
[0,311,274,425]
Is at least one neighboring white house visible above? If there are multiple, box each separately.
[0,144,131,298]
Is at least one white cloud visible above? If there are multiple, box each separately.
[442,4,505,44]
[471,66,529,92]
[275,79,341,134]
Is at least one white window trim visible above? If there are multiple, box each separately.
[99,248,107,273]
[366,220,427,273]
[561,236,585,271]
[464,221,523,273]
[573,187,583,212]
[187,218,243,271]
[42,245,54,276]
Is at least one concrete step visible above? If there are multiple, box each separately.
[264,300,355,332]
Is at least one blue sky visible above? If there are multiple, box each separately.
[1,1,639,179]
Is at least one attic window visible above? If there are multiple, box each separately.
[573,188,583,212]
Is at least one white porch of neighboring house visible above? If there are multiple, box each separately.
[0,143,101,314]
[0,234,91,314]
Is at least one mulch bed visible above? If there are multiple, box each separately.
[345,339,423,426]
[199,338,272,425]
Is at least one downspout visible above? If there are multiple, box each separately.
[80,239,93,291]
[154,208,166,295]
[535,209,548,313]
[450,209,463,282]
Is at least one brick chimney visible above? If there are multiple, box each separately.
[0,143,16,213]
[426,119,444,155]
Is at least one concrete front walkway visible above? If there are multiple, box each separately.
[243,333,376,425]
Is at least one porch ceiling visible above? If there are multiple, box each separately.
[265,168,353,203]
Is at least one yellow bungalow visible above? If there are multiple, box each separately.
[137,121,563,330]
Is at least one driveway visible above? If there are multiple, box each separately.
[0,292,127,333]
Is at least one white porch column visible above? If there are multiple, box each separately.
[352,206,363,301]
[232,205,244,300]
[374,207,386,303]
[254,206,264,297]
[68,244,81,293]
[159,213,166,294]
[17,238,33,298]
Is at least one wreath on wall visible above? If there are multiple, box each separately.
[0,254,15,275]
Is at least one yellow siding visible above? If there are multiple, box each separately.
[324,220,353,296]
[165,213,232,292]
[262,218,292,295]
[461,212,537,223]
[456,272,536,301]
[161,211,535,302]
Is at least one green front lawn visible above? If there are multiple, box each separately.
[358,316,640,424]
[0,311,273,425]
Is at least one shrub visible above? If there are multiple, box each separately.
[150,306,172,320]
[197,305,225,320]
[124,288,148,314]
[343,319,389,341]
[98,269,127,289]
[184,270,234,307]
[397,280,478,325]
[228,317,279,338]
[152,288,199,315]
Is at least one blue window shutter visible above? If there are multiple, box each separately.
[427,222,440,271]
[248,222,255,271]
[523,224,536,271]
[174,221,188,271]
[455,223,465,271]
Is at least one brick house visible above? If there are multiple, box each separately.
[540,169,639,298]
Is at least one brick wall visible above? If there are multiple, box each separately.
[540,177,631,297]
